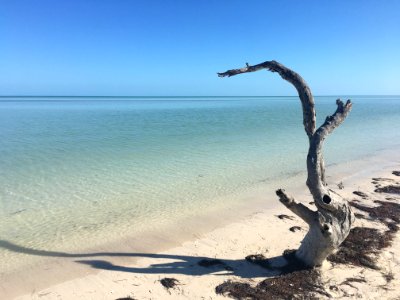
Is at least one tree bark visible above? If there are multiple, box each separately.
[218,60,355,267]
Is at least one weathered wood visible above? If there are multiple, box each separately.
[218,61,355,267]
[218,60,316,139]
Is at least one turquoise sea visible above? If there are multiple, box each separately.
[0,96,399,272]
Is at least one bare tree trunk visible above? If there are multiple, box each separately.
[218,61,355,267]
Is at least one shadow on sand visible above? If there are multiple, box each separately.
[0,239,290,279]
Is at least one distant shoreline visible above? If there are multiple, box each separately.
[1,95,399,99]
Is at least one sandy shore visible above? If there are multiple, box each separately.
[2,149,400,299]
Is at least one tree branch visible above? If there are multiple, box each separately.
[306,99,352,201]
[218,61,316,139]
[218,59,355,267]
[276,189,317,225]
[316,99,352,139]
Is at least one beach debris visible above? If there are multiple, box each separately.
[328,227,385,270]
[115,296,135,300]
[353,190,368,199]
[216,170,399,300]
[337,181,344,189]
[372,177,396,182]
[197,258,233,271]
[216,268,328,300]
[281,249,312,274]
[245,254,271,269]
[374,185,400,194]
[383,269,395,283]
[276,214,294,220]
[392,171,400,176]
[160,278,179,289]
[354,213,367,219]
[198,258,224,267]
[246,249,309,274]
[328,200,400,270]
[339,277,367,288]
[350,200,400,225]
[289,226,302,232]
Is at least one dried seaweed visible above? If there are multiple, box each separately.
[245,249,310,275]
[245,254,271,269]
[327,227,387,269]
[198,258,233,271]
[392,171,400,176]
[198,258,224,267]
[281,249,312,274]
[277,214,294,220]
[383,271,394,283]
[216,281,261,300]
[216,178,400,300]
[350,200,400,225]
[216,269,327,300]
[341,277,366,284]
[372,177,395,182]
[289,226,301,232]
[374,185,400,195]
[354,213,366,219]
[330,200,400,269]
[160,277,179,289]
[340,277,366,288]
[353,191,368,198]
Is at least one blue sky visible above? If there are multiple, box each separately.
[1,0,399,96]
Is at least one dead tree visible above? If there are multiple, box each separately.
[218,60,355,267]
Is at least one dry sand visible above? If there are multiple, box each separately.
[3,149,400,299]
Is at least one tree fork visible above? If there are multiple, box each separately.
[218,60,354,267]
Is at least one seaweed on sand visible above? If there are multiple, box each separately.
[374,185,400,195]
[328,200,400,269]
[350,200,400,225]
[198,258,225,267]
[216,268,327,300]
[217,250,328,299]
[289,226,301,232]
[160,277,179,289]
[198,258,234,271]
[392,171,400,176]
[216,177,400,299]
[276,214,294,220]
[245,254,271,269]
[327,227,390,269]
[339,277,366,288]
[353,191,368,199]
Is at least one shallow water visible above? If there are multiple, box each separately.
[0,96,399,272]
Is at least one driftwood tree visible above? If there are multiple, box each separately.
[218,60,355,267]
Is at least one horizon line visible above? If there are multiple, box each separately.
[1,95,399,98]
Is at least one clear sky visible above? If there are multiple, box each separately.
[1,0,399,96]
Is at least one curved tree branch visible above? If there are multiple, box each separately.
[218,60,316,139]
[218,60,354,267]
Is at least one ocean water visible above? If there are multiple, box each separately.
[0,96,399,272]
